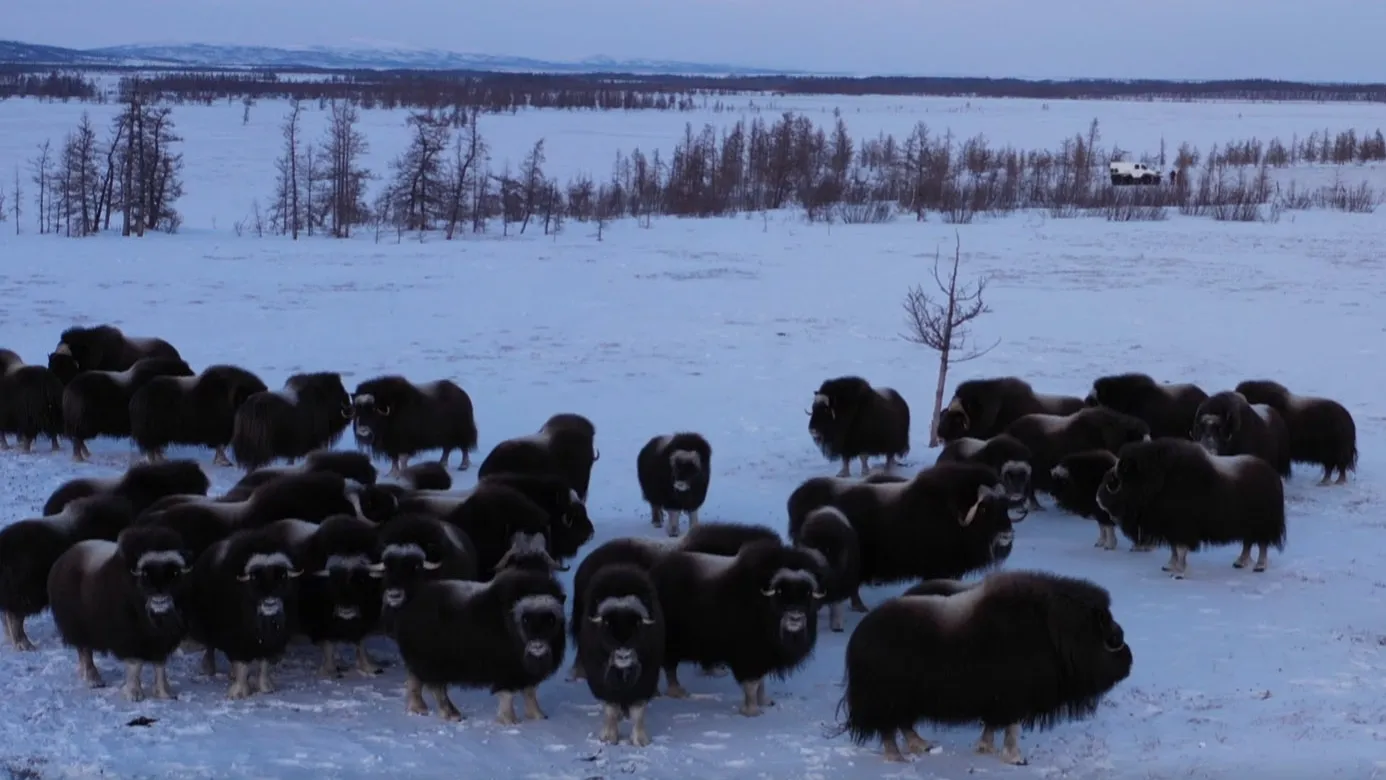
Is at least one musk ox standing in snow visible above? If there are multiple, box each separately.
[129,364,268,466]
[1191,391,1292,478]
[0,348,64,453]
[375,513,479,632]
[350,375,479,475]
[566,536,678,681]
[833,570,1132,765]
[1097,438,1286,578]
[230,372,355,472]
[934,433,1036,510]
[43,459,211,517]
[48,324,182,382]
[46,526,191,701]
[577,562,665,747]
[1049,450,1123,550]
[936,377,1084,443]
[637,431,712,537]
[297,515,386,678]
[477,413,600,502]
[1234,379,1357,485]
[806,376,910,477]
[1002,406,1150,497]
[62,357,195,463]
[1086,372,1209,440]
[476,471,594,566]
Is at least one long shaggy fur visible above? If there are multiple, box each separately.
[1234,379,1357,484]
[637,431,713,537]
[1049,450,1122,550]
[230,372,354,472]
[477,413,600,502]
[577,563,665,746]
[62,357,194,461]
[44,460,211,517]
[50,324,182,374]
[1086,372,1209,440]
[351,375,479,474]
[220,450,378,503]
[0,348,65,452]
[1002,406,1150,494]
[807,376,910,477]
[478,471,594,565]
[296,515,385,677]
[934,433,1036,508]
[129,364,268,464]
[936,377,1084,443]
[1191,391,1292,478]
[375,512,479,631]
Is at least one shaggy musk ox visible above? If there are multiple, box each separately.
[637,432,713,537]
[578,563,665,747]
[0,348,64,453]
[1234,379,1358,484]
[786,462,1018,611]
[220,450,378,503]
[1050,450,1123,550]
[1086,372,1209,440]
[375,513,478,632]
[394,568,567,723]
[833,570,1132,765]
[296,515,385,678]
[478,471,594,565]
[1097,438,1286,578]
[230,372,354,472]
[62,357,195,463]
[350,376,479,475]
[806,376,910,477]
[0,495,136,651]
[1002,407,1150,498]
[399,480,575,578]
[43,459,211,517]
[477,413,600,502]
[935,434,1035,510]
[566,536,677,681]
[937,377,1084,443]
[129,364,268,466]
[48,325,182,385]
[46,526,191,701]
[1191,391,1292,478]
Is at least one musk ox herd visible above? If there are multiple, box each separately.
[0,324,1363,766]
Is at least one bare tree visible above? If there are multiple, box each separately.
[10,165,21,233]
[382,109,451,233]
[269,99,303,238]
[61,113,101,236]
[443,107,485,240]
[321,99,372,238]
[30,140,53,234]
[901,232,999,446]
[242,96,254,126]
[518,138,546,234]
[0,180,6,224]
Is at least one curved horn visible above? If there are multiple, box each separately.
[761,586,777,597]
[592,447,600,462]
[287,569,303,578]
[641,616,656,625]
[236,572,251,582]
[588,614,604,624]
[367,562,386,572]
[959,499,981,527]
[377,404,392,417]
[422,559,443,570]
[341,403,354,419]
[811,589,826,600]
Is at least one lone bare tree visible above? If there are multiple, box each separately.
[901,232,999,446]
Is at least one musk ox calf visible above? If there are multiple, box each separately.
[220,449,378,503]
[477,413,600,502]
[62,357,194,463]
[637,431,713,537]
[1234,379,1357,485]
[1191,391,1292,478]
[834,570,1133,765]
[44,459,211,517]
[1003,406,1150,496]
[351,375,479,475]
[394,568,567,723]
[128,364,268,466]
[1086,372,1208,440]
[0,495,136,651]
[0,348,64,453]
[375,513,478,632]
[935,433,1036,511]
[806,376,910,477]
[578,563,665,747]
[1097,438,1286,578]
[1050,450,1122,550]
[48,324,182,384]
[297,515,385,678]
[46,526,191,701]
[937,376,1084,443]
[230,372,354,472]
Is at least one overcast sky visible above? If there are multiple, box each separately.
[7,0,1386,81]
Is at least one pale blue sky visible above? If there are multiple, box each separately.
[6,0,1386,81]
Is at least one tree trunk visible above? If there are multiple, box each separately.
[929,350,949,448]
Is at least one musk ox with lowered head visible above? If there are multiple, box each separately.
[1097,437,1286,578]
[46,525,191,701]
[935,433,1036,511]
[350,375,479,475]
[219,449,378,503]
[229,372,354,472]
[62,357,195,463]
[47,324,182,385]
[936,377,1085,443]
[0,349,64,453]
[1191,391,1292,478]
[1050,450,1124,550]
[1086,372,1209,440]
[375,513,478,632]
[477,413,600,502]
[1234,379,1358,485]
[0,495,136,651]
[637,431,713,537]
[578,563,665,747]
[832,570,1132,765]
[806,376,910,477]
[394,567,567,723]
[296,514,386,678]
[128,364,268,466]
[1003,406,1150,497]
[43,459,211,517]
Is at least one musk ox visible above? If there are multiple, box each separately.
[229,372,354,472]
[1049,450,1122,550]
[0,348,64,453]
[934,433,1036,510]
[400,481,567,580]
[220,449,378,503]
[1096,438,1287,578]
[351,376,479,475]
[806,376,910,477]
[833,570,1133,765]
[1086,372,1209,440]
[185,523,306,698]
[1234,379,1358,484]
[653,540,824,716]
[43,459,211,517]
[937,377,1084,443]
[128,364,268,466]
[375,513,478,631]
[394,461,452,491]
[62,357,195,463]
[50,324,182,376]
[394,568,567,723]
[786,462,1018,611]
[1003,406,1150,496]
[1191,391,1292,478]
[637,431,712,537]
[297,515,385,678]
[566,536,678,681]
[46,526,191,700]
[578,563,665,747]
[0,495,136,651]
[478,471,594,565]
[477,413,600,502]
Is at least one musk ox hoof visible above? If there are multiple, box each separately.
[405,699,429,717]
[664,682,690,699]
[739,703,764,717]
[599,724,621,744]
[1253,562,1268,573]
[122,682,145,703]
[439,707,464,722]
[227,681,253,700]
[631,728,652,748]
[496,710,520,726]
[13,637,36,652]
[1001,749,1028,766]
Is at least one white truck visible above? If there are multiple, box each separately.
[1109,161,1162,185]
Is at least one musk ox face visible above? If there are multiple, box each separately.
[314,553,384,621]
[669,451,703,492]
[376,543,444,609]
[350,393,386,442]
[936,397,971,440]
[132,549,191,623]
[510,594,565,676]
[807,393,835,447]
[588,595,657,687]
[1191,412,1231,454]
[961,483,1019,558]
[236,552,302,632]
[1095,455,1153,522]
[760,567,825,654]
[1063,604,1134,690]
[998,461,1032,504]
[47,351,81,384]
